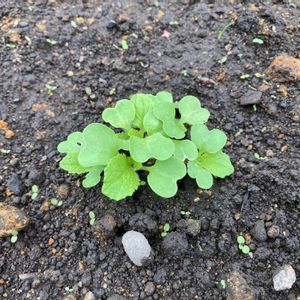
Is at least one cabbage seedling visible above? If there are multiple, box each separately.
[237,235,250,254]
[57,92,234,201]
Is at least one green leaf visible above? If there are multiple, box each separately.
[31,192,38,200]
[102,154,140,201]
[252,38,264,45]
[102,99,135,130]
[11,235,18,243]
[59,152,88,174]
[129,133,175,163]
[154,91,173,103]
[187,160,213,189]
[237,236,245,244]
[89,211,95,219]
[84,86,92,95]
[153,102,186,139]
[173,140,198,161]
[57,132,85,153]
[197,151,234,178]
[143,111,162,135]
[161,232,168,237]
[147,156,186,198]
[163,223,170,232]
[191,124,227,153]
[241,245,250,254]
[178,95,210,125]
[78,123,118,167]
[51,198,59,205]
[82,165,104,188]
[120,39,128,50]
[32,185,39,193]
[130,94,155,129]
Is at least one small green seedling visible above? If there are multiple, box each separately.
[180,210,191,216]
[180,70,188,77]
[252,38,264,45]
[0,149,11,154]
[57,92,234,201]
[120,39,128,50]
[71,20,77,28]
[161,223,170,237]
[67,71,74,77]
[31,185,39,200]
[254,153,268,161]
[84,86,96,99]
[10,229,18,243]
[218,20,235,40]
[219,56,227,64]
[240,74,250,80]
[65,287,73,293]
[252,104,257,112]
[46,38,58,45]
[89,211,96,225]
[5,44,16,49]
[46,84,57,95]
[220,279,226,289]
[50,198,63,207]
[237,235,250,254]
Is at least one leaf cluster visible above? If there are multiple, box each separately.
[57,92,234,200]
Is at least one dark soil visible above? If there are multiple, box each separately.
[0,1,299,299]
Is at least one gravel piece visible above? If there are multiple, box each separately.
[273,264,296,291]
[267,225,280,238]
[6,173,24,195]
[240,90,262,106]
[253,220,267,242]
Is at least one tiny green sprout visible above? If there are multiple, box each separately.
[219,56,227,64]
[0,149,11,154]
[5,43,16,49]
[89,211,96,225]
[254,72,263,78]
[169,21,179,26]
[252,38,264,45]
[237,235,250,255]
[240,74,250,80]
[237,53,243,59]
[220,279,226,289]
[180,70,188,77]
[235,128,244,137]
[46,84,57,95]
[25,35,32,45]
[161,223,170,237]
[109,87,117,95]
[252,104,257,112]
[65,287,73,293]
[84,86,92,95]
[180,210,191,216]
[254,152,268,161]
[218,20,235,40]
[67,71,74,77]
[120,39,128,50]
[11,229,18,243]
[50,198,63,206]
[27,5,35,11]
[71,20,77,28]
[31,185,39,200]
[46,38,58,45]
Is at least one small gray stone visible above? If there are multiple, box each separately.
[253,220,267,242]
[83,291,96,300]
[6,173,24,195]
[162,231,188,255]
[240,90,262,106]
[144,281,155,296]
[93,214,116,237]
[176,219,201,236]
[267,225,280,238]
[122,231,153,266]
[273,264,296,291]
[107,294,126,300]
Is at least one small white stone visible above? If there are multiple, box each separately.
[273,264,296,291]
[122,231,152,266]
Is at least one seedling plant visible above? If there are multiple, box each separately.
[237,235,250,254]
[161,223,170,237]
[57,92,234,201]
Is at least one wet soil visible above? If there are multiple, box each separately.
[0,1,299,299]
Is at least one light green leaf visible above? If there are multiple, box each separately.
[129,133,175,163]
[82,165,104,188]
[147,156,186,198]
[153,102,186,138]
[191,124,227,153]
[197,151,234,178]
[102,99,135,130]
[163,223,170,232]
[59,152,88,174]
[154,91,173,103]
[130,93,155,129]
[32,185,39,193]
[237,236,245,244]
[173,140,198,161]
[178,95,210,125]
[143,111,162,135]
[11,235,18,243]
[102,154,140,201]
[57,132,85,153]
[187,160,213,189]
[78,123,118,167]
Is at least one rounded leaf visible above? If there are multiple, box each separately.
[82,165,104,188]
[187,160,213,189]
[57,132,85,153]
[173,140,198,161]
[102,99,135,130]
[154,91,173,103]
[143,111,162,135]
[147,157,186,198]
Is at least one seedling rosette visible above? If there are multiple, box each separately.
[57,92,234,201]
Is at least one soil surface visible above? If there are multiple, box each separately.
[0,1,299,299]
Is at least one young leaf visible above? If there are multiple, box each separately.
[237,236,245,244]
[154,91,173,103]
[187,160,213,189]
[197,151,234,178]
[173,140,198,161]
[143,111,162,135]
[130,93,155,129]
[78,123,118,167]
[147,156,186,198]
[102,154,140,201]
[102,99,135,130]
[178,96,210,125]
[163,223,170,232]
[129,133,175,163]
[191,124,227,153]
[241,245,250,254]
[153,102,186,139]
[82,165,104,188]
[57,132,85,154]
